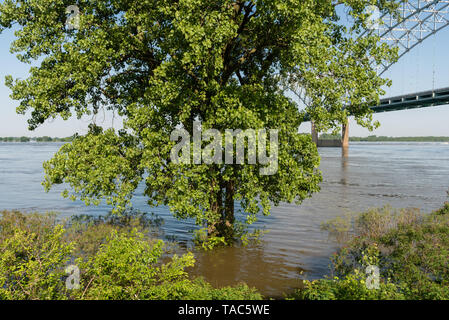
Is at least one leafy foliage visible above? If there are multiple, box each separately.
[0,210,262,300]
[299,203,449,300]
[434,190,449,216]
[74,230,193,299]
[65,209,162,258]
[294,271,404,300]
[0,223,73,300]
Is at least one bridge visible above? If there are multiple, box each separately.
[371,87,449,113]
[310,86,449,147]
[307,0,449,148]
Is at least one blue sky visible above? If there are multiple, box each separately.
[1,18,449,137]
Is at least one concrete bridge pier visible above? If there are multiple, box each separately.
[342,120,349,149]
[311,119,349,149]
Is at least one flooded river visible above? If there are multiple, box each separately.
[1,142,448,297]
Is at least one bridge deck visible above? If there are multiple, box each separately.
[373,87,449,113]
[302,87,449,122]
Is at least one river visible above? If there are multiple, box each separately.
[0,141,448,297]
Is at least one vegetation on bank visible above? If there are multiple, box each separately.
[2,197,449,300]
[0,210,261,300]
[294,197,449,300]
[319,133,449,142]
[0,136,73,143]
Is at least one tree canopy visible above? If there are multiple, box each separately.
[0,0,397,244]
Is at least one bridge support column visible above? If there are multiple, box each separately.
[342,120,349,149]
[311,122,318,146]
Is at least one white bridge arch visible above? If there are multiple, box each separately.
[368,0,449,74]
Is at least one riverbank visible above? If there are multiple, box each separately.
[1,199,448,300]
[295,200,449,300]
[0,210,262,300]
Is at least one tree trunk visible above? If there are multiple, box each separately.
[220,180,235,241]
[208,178,222,236]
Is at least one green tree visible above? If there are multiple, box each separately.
[0,0,397,244]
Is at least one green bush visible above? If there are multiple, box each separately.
[65,210,162,258]
[0,210,262,300]
[74,230,194,300]
[295,272,405,300]
[0,210,59,243]
[300,203,449,300]
[0,225,74,300]
[433,190,449,216]
[73,228,261,300]
[179,278,262,300]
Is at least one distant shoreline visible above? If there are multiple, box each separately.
[2,135,449,143]
[0,136,73,143]
[319,134,449,142]
[352,137,449,142]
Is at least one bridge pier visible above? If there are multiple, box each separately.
[311,119,349,150]
[342,120,349,149]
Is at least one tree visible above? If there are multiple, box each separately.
[0,0,397,244]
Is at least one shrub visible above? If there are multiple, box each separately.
[0,210,58,243]
[0,224,74,300]
[0,210,262,300]
[434,202,449,216]
[73,229,262,300]
[433,190,449,216]
[65,210,161,258]
[74,229,195,300]
[307,204,449,300]
[295,272,405,300]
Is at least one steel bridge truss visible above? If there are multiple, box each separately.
[292,1,449,115]
[369,0,449,74]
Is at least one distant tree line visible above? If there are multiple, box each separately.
[319,133,449,142]
[3,134,448,143]
[0,136,74,142]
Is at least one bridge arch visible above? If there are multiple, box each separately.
[368,0,449,75]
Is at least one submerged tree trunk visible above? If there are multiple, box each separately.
[207,170,235,242]
[208,177,222,237]
[219,180,235,241]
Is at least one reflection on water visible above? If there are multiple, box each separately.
[341,147,349,186]
[0,142,448,297]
